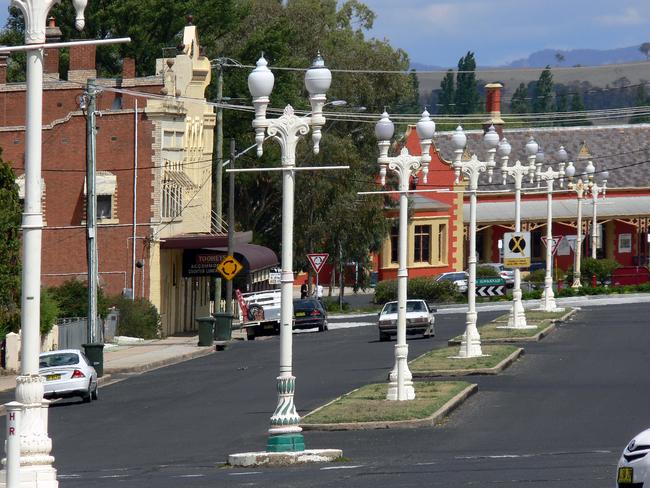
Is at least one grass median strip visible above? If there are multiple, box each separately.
[410,344,521,376]
[449,308,574,344]
[301,381,472,425]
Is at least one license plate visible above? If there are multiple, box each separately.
[295,312,306,317]
[45,374,61,381]
[264,324,275,330]
[618,467,633,484]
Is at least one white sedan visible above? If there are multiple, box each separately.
[435,271,469,293]
[616,428,650,486]
[39,350,98,403]
[377,299,435,342]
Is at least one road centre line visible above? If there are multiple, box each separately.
[320,465,364,470]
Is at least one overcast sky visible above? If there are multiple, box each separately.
[0,0,648,67]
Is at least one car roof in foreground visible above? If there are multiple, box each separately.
[40,349,81,357]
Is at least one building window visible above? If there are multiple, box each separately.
[96,195,112,219]
[438,223,447,263]
[414,225,431,263]
[619,233,632,253]
[162,177,182,219]
[85,172,117,222]
[390,225,398,263]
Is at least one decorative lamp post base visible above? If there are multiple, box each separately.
[571,278,582,289]
[457,313,483,358]
[267,433,305,453]
[539,283,560,312]
[0,467,58,488]
[386,343,415,401]
[504,291,535,329]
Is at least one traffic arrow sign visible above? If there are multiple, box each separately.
[476,285,505,297]
[307,253,329,274]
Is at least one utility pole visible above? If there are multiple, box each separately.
[226,138,235,316]
[212,62,224,312]
[84,79,104,376]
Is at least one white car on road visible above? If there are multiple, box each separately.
[39,350,98,403]
[377,299,435,342]
[435,271,469,293]
[617,428,650,486]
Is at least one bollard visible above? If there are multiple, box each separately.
[5,401,22,488]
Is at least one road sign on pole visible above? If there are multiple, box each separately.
[307,253,329,274]
[217,255,243,280]
[541,235,564,256]
[503,231,531,267]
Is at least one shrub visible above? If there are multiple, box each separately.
[374,277,461,304]
[581,258,620,285]
[522,290,543,300]
[48,279,109,318]
[476,265,499,277]
[40,289,60,336]
[322,298,350,312]
[116,296,160,339]
[528,269,547,284]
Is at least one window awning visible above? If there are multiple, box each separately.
[85,171,117,195]
[164,170,197,189]
[207,243,279,273]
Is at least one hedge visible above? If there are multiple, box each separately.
[374,277,461,304]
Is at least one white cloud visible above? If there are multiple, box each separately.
[595,7,646,26]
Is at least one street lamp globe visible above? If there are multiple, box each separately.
[375,111,395,141]
[304,52,332,95]
[72,0,88,30]
[602,170,609,181]
[483,125,499,149]
[585,160,596,179]
[497,138,512,158]
[451,125,467,151]
[565,162,576,179]
[556,146,568,162]
[536,148,545,163]
[525,136,539,157]
[248,55,274,98]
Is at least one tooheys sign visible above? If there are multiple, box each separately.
[182,250,227,277]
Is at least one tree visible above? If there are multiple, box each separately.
[630,84,650,124]
[0,151,21,335]
[555,87,569,126]
[454,51,480,114]
[438,69,455,114]
[640,42,650,60]
[555,52,565,65]
[533,66,554,113]
[566,91,591,126]
[510,82,529,114]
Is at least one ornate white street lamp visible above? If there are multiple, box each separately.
[498,136,538,329]
[537,146,567,312]
[248,53,331,451]
[450,125,499,358]
[375,110,435,401]
[2,2,87,486]
[588,166,609,259]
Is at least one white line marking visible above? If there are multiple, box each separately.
[320,465,364,470]
[228,471,262,476]
[174,474,206,478]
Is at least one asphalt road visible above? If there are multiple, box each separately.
[3,303,647,487]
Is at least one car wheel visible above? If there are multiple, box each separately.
[246,329,256,341]
[318,321,327,332]
[379,332,390,342]
[82,381,92,403]
[91,384,99,401]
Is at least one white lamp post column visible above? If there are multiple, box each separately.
[375,110,435,401]
[565,161,585,288]
[2,2,87,486]
[590,174,608,259]
[450,126,499,358]
[498,137,538,329]
[248,53,331,451]
[538,146,567,312]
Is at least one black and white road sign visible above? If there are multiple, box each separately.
[476,285,506,297]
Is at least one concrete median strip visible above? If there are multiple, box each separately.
[410,346,524,377]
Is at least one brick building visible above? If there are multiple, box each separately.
[1,21,226,335]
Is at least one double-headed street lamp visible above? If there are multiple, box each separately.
[375,110,435,401]
[498,136,539,329]
[565,160,607,288]
[450,125,500,358]
[537,147,567,312]
[248,53,332,451]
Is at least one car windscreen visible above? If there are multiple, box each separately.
[39,353,79,368]
[382,303,398,314]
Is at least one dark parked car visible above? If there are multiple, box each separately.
[293,299,328,332]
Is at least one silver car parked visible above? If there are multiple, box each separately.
[377,299,436,342]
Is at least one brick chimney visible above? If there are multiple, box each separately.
[122,58,136,79]
[68,42,96,83]
[483,83,505,137]
[0,53,8,85]
[44,17,61,79]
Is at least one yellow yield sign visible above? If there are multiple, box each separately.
[217,255,243,280]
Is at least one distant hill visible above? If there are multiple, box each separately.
[506,46,647,68]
